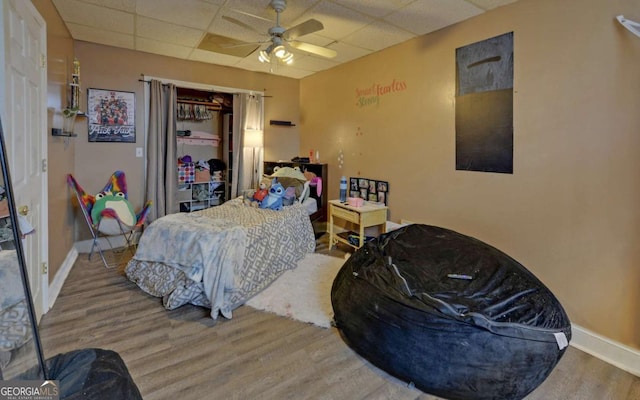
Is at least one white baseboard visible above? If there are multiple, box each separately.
[47,246,78,311]
[48,233,138,310]
[571,324,640,376]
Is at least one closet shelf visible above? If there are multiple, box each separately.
[177,131,220,146]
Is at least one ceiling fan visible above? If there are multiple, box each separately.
[223,0,337,65]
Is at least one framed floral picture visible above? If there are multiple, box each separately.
[87,88,135,142]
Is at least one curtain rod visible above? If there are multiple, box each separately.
[138,79,170,86]
[138,76,272,97]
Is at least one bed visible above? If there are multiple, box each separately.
[125,197,315,319]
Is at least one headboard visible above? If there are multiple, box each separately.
[264,161,328,222]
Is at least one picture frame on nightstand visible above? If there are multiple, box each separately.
[349,177,389,205]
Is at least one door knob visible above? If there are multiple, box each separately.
[19,205,29,216]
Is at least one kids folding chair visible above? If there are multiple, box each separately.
[67,171,151,268]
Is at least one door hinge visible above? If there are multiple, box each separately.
[40,54,46,69]
[41,158,47,172]
[41,262,48,274]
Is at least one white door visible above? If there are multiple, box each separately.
[2,0,48,320]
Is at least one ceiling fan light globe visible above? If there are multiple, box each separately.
[258,50,271,63]
[273,45,286,58]
[282,53,294,64]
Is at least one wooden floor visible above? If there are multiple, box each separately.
[38,235,640,399]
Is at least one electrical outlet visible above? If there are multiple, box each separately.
[136,147,143,158]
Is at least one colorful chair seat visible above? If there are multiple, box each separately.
[67,171,151,268]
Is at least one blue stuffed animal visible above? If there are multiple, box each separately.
[260,179,285,210]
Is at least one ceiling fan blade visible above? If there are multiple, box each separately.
[283,19,324,40]
[290,41,337,58]
[222,15,266,36]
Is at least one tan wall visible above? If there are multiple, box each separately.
[71,42,300,239]
[32,0,75,283]
[300,0,640,348]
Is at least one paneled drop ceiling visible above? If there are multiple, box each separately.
[51,0,520,79]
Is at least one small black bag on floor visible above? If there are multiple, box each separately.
[331,224,571,400]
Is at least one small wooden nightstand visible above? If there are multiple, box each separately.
[328,199,388,250]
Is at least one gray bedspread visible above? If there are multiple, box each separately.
[125,198,315,319]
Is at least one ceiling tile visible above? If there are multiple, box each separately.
[288,32,335,47]
[209,11,272,43]
[52,0,133,34]
[135,37,193,60]
[267,64,315,79]
[332,0,415,18]
[272,0,321,26]
[342,20,416,52]
[235,56,275,74]
[64,0,136,13]
[220,0,274,23]
[467,0,520,11]
[66,23,134,49]
[188,48,243,67]
[136,17,204,47]
[290,54,340,72]
[294,1,374,40]
[385,0,484,35]
[136,0,220,30]
[325,41,372,64]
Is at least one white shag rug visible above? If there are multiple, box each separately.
[245,253,347,328]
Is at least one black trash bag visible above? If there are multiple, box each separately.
[331,224,571,400]
[46,348,142,400]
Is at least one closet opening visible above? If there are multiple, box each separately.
[142,76,264,219]
[176,87,233,212]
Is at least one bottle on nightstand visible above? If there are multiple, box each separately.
[340,176,347,202]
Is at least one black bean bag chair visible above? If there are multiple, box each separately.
[46,348,142,399]
[331,224,571,400]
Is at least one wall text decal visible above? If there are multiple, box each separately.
[355,79,407,108]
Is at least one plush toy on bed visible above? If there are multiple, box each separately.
[265,166,307,200]
[259,179,285,210]
[91,190,136,235]
[253,177,271,203]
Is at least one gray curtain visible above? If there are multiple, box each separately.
[146,79,177,221]
[231,93,263,198]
